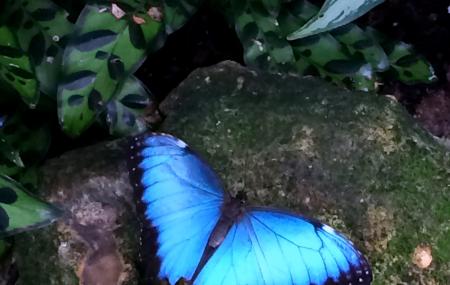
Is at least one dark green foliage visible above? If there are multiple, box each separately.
[2,0,73,96]
[0,112,51,179]
[0,0,204,239]
[0,0,439,241]
[0,110,52,238]
[216,0,436,91]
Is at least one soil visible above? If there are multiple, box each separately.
[136,1,450,139]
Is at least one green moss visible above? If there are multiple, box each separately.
[160,61,450,284]
[15,224,79,285]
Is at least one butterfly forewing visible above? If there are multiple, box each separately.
[129,133,225,284]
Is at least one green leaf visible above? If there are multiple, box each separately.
[16,166,41,193]
[105,75,154,136]
[261,0,281,16]
[366,27,437,84]
[0,112,51,166]
[234,3,296,72]
[3,0,74,96]
[0,239,9,258]
[164,0,203,34]
[387,42,437,84]
[0,26,39,107]
[0,174,61,237]
[284,3,377,91]
[0,111,51,181]
[0,136,24,168]
[331,24,389,72]
[287,0,384,40]
[58,4,163,137]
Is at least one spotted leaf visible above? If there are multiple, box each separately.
[0,26,39,107]
[3,0,73,96]
[227,0,436,91]
[58,4,163,137]
[224,0,377,91]
[105,75,154,135]
[0,174,61,237]
[365,27,437,84]
[236,3,296,73]
[331,24,389,72]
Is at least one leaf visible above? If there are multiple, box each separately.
[331,24,389,72]
[387,42,437,84]
[0,113,51,166]
[0,26,39,107]
[3,0,73,96]
[105,75,154,135]
[261,0,281,16]
[0,136,24,168]
[234,3,296,73]
[58,4,163,137]
[287,0,384,40]
[0,111,51,179]
[281,1,377,91]
[164,0,203,34]
[15,166,41,193]
[0,174,61,237]
[366,27,437,84]
[0,239,9,258]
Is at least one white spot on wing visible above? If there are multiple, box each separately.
[174,138,187,148]
[322,224,336,234]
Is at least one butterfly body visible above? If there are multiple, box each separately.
[128,133,373,285]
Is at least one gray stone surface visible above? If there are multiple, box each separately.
[14,139,138,285]
[13,61,450,284]
[159,61,450,284]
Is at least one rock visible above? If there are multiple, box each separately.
[14,139,139,285]
[159,61,450,284]
[14,61,450,284]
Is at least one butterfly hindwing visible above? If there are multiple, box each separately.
[195,208,372,285]
[129,133,226,284]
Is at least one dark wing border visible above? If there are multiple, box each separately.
[127,132,163,285]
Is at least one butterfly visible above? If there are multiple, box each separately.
[128,132,372,285]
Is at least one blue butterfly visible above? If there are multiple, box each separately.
[128,133,372,285]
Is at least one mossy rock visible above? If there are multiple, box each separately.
[11,61,449,284]
[158,61,450,284]
[13,140,139,285]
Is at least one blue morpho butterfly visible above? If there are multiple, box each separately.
[128,132,372,285]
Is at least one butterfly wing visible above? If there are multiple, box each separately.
[194,208,372,285]
[128,133,226,284]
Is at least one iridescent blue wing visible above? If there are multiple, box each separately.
[128,133,226,284]
[195,208,372,285]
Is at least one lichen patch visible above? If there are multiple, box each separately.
[291,126,317,157]
[364,205,395,252]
